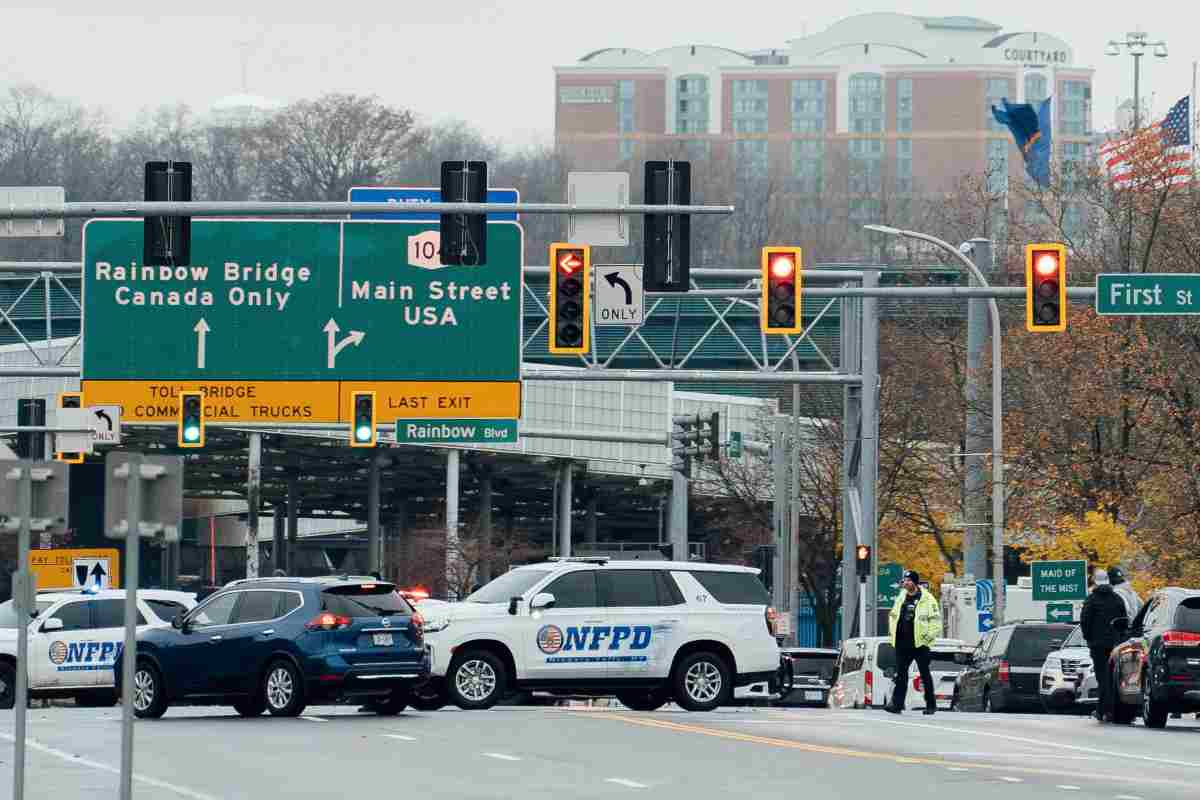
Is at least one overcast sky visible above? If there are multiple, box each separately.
[2,1,1197,147]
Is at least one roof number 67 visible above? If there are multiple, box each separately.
[696,594,709,603]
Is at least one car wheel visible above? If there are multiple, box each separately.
[132,661,169,719]
[672,651,732,712]
[366,689,410,715]
[448,650,506,710]
[1141,673,1168,729]
[617,688,671,712]
[233,695,266,717]
[263,660,307,717]
[0,662,16,710]
[409,680,449,711]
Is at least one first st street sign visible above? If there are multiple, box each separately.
[80,220,523,424]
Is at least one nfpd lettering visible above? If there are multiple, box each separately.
[564,627,590,652]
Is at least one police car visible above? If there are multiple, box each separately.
[0,587,196,708]
[418,557,787,712]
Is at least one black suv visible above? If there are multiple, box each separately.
[117,577,430,719]
[953,622,1072,712]
[1109,587,1200,728]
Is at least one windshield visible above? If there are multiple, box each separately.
[465,569,552,603]
[929,653,966,673]
[0,599,54,628]
[790,654,837,680]
[1010,626,1072,664]
[321,585,413,617]
[1064,626,1085,648]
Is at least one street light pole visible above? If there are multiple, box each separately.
[865,225,1006,625]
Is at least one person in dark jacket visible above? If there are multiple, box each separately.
[1080,569,1128,721]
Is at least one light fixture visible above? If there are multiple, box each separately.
[1153,43,1168,58]
[1105,42,1120,57]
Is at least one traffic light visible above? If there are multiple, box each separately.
[350,391,377,448]
[56,392,84,463]
[548,243,591,355]
[178,392,204,448]
[643,160,691,292]
[1025,243,1067,333]
[729,430,743,459]
[704,412,720,462]
[144,161,192,267]
[440,160,487,266]
[855,544,872,580]
[761,246,802,334]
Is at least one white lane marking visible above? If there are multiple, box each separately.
[1057,786,1081,791]
[384,734,416,742]
[947,768,970,773]
[300,716,329,723]
[482,752,522,761]
[1000,777,1023,783]
[874,718,1200,769]
[606,778,649,789]
[0,731,219,800]
[1115,795,1144,800]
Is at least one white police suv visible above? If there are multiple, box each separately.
[418,558,787,712]
[0,587,196,708]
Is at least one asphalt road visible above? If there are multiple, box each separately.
[2,703,1198,799]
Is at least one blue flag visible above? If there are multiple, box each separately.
[991,97,1053,188]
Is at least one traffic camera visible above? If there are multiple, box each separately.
[56,392,84,463]
[350,391,377,448]
[761,246,802,334]
[855,544,872,580]
[548,243,591,355]
[178,392,204,448]
[1025,243,1067,332]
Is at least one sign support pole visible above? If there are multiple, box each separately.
[118,453,142,800]
[246,433,261,580]
[12,466,31,800]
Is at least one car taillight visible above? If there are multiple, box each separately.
[913,676,922,691]
[865,669,874,706]
[305,613,351,631]
[410,612,425,642]
[1163,630,1200,646]
[765,607,778,637]
[998,660,1010,683]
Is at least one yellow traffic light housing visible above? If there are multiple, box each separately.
[1025,243,1067,332]
[761,246,802,334]
[178,391,205,448]
[548,243,591,355]
[350,391,377,448]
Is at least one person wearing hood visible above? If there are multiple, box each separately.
[1080,568,1127,721]
[1106,566,1141,619]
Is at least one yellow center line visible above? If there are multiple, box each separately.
[577,713,1193,789]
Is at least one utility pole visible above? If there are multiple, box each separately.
[963,239,994,581]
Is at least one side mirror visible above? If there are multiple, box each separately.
[955,652,970,665]
[41,617,64,633]
[171,613,184,630]
[531,592,556,611]
[1112,616,1129,633]
[508,597,521,616]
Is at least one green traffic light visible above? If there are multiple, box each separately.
[183,425,200,442]
[356,425,373,442]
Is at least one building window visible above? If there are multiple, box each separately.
[791,79,825,133]
[732,79,769,134]
[849,138,882,194]
[1061,81,1090,136]
[850,198,881,225]
[986,78,1013,132]
[849,74,884,133]
[1060,141,1087,191]
[676,75,709,134]
[1063,203,1084,240]
[791,140,823,194]
[986,138,1008,194]
[896,138,913,194]
[683,139,710,162]
[1025,73,1048,105]
[619,140,634,161]
[896,78,913,133]
[618,80,635,134]
[735,139,769,179]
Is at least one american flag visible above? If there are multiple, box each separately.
[1100,95,1192,190]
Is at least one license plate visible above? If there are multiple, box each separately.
[804,691,823,701]
[372,633,394,646]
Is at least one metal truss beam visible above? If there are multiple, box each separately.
[0,201,733,219]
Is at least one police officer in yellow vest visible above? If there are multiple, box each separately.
[885,570,942,715]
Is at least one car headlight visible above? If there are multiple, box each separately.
[423,618,451,633]
[1044,657,1062,671]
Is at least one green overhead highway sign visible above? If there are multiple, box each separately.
[80,220,523,425]
[1096,274,1200,316]
[1031,559,1087,601]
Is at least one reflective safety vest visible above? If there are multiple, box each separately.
[889,588,942,649]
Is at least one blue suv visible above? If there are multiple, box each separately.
[116,577,430,718]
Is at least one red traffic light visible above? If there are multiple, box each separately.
[1025,243,1066,333]
[1035,253,1059,277]
[770,255,795,279]
[856,545,870,560]
[557,250,583,274]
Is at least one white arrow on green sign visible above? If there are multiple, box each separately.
[1046,602,1074,623]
